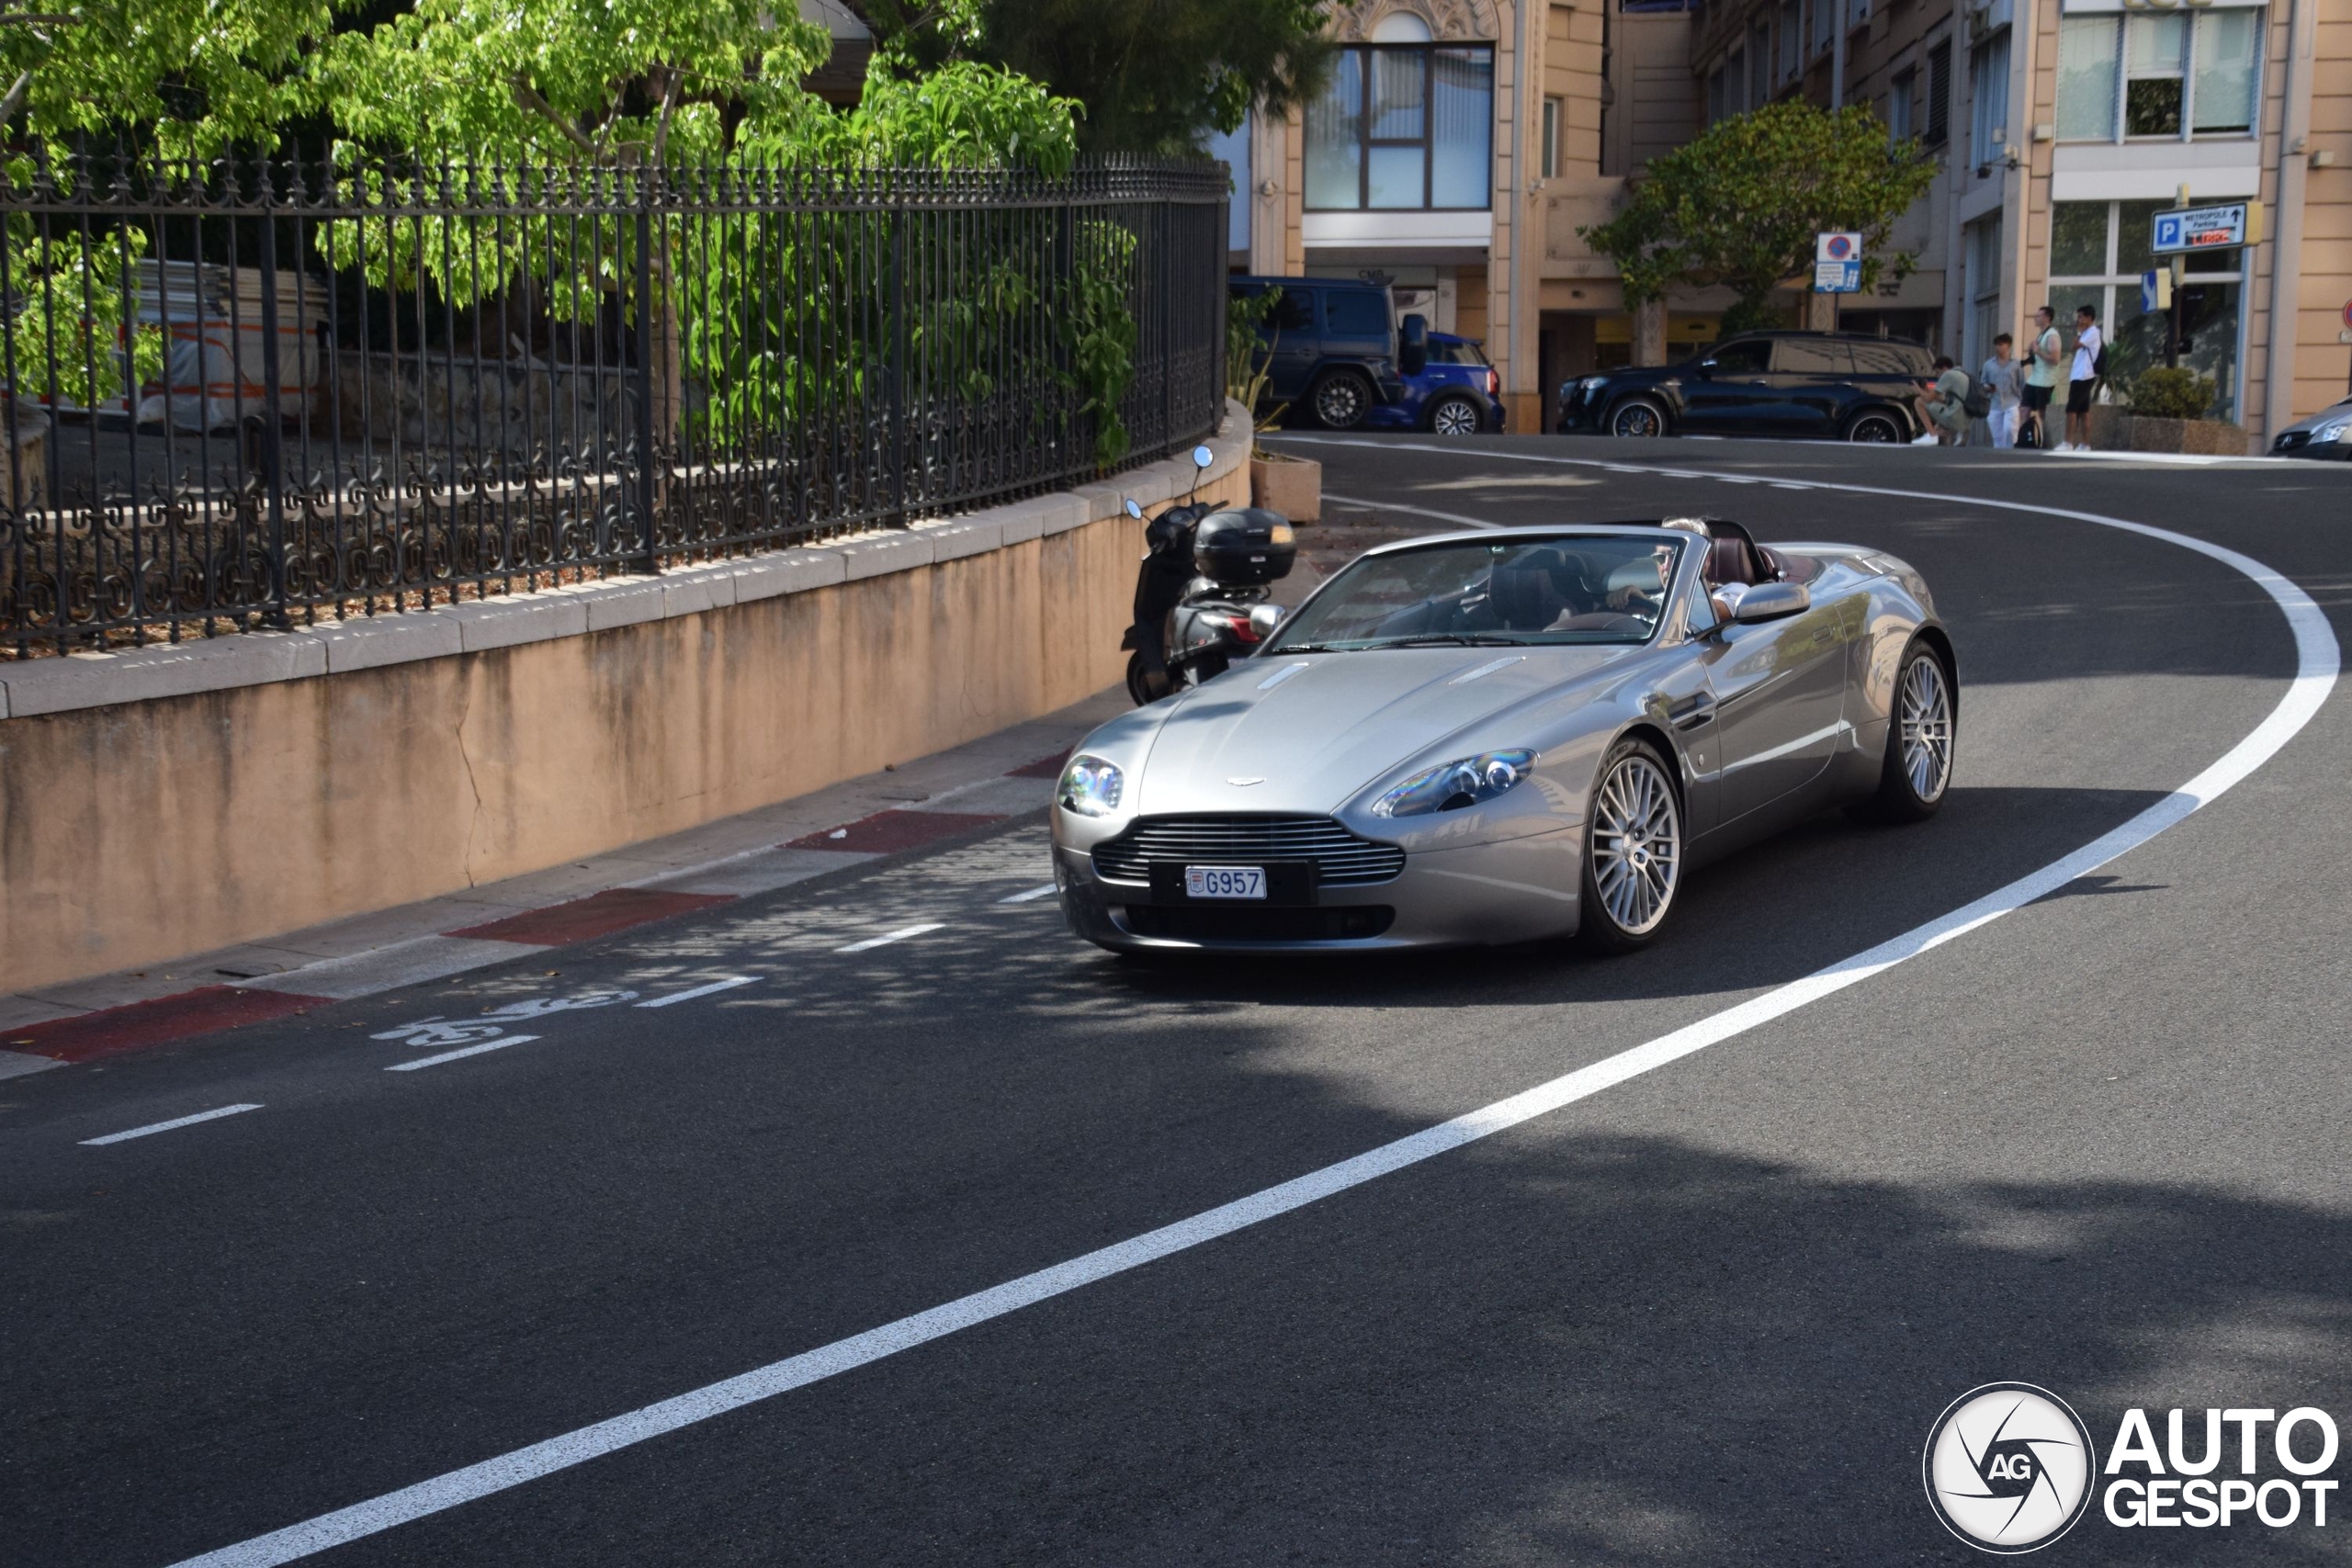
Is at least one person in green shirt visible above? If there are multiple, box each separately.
[2019,304,2063,450]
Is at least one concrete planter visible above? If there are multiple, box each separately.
[1250,453,1321,522]
[2090,406,2249,457]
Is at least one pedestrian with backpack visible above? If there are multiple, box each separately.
[1913,355,1973,446]
[2062,304,2104,452]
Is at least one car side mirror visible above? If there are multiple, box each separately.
[1248,604,1285,638]
[1697,358,1718,378]
[1713,581,1810,625]
[1398,313,1429,378]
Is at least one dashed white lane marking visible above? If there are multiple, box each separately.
[833,923,947,953]
[81,1103,263,1146]
[636,977,756,1009]
[1319,492,1502,530]
[383,1035,541,1073]
[998,885,1058,905]
[164,456,2339,1568]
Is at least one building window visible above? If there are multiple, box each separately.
[1727,49,1746,111]
[1925,39,1951,147]
[1779,1,1800,81]
[2048,199,2245,418]
[1543,96,1562,178]
[2055,9,2261,142]
[1969,30,2010,166]
[1964,212,2004,365]
[1888,67,1917,141]
[1707,65,1728,125]
[1305,44,1496,210]
[1750,22,1772,104]
[1813,0,1834,53]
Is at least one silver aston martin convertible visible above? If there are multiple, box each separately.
[1051,518,1955,953]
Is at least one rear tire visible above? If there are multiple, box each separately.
[1427,392,1483,436]
[1856,640,1956,821]
[1609,396,1668,439]
[1310,369,1374,430]
[1845,409,1905,443]
[1125,650,1155,705]
[1576,737,1685,954]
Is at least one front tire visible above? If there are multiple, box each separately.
[1845,409,1905,443]
[1609,396,1668,439]
[1859,641,1956,821]
[1310,369,1374,430]
[1577,738,1684,953]
[1427,392,1483,436]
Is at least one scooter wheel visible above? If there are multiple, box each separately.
[1126,650,1154,705]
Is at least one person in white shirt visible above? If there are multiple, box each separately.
[1980,333,2022,449]
[2063,305,2103,452]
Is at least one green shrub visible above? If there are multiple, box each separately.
[2128,366,2216,421]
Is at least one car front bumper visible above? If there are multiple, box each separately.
[1052,826,1585,953]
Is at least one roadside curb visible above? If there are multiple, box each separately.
[0,723,1089,1077]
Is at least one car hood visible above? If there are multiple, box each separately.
[1130,645,1634,816]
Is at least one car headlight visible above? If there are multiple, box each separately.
[2313,419,2350,443]
[1057,754,1125,818]
[1369,750,1537,818]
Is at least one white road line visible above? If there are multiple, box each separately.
[383,1035,540,1073]
[164,458,2338,1568]
[1319,491,1502,530]
[635,977,756,1009]
[833,923,946,953]
[998,885,1058,904]
[81,1103,262,1146]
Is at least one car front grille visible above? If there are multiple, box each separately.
[2275,431,2312,451]
[1091,815,1407,886]
[1117,905,1397,942]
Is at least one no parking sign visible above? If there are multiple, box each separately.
[1815,231,1862,294]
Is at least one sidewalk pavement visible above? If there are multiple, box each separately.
[0,688,1126,1079]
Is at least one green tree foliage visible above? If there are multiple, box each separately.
[1579,100,1937,335]
[854,0,1334,152]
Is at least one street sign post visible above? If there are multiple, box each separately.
[2151,202,2262,255]
[1814,231,1862,294]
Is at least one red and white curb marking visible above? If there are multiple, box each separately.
[2,753,1068,1079]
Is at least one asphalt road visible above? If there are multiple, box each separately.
[6,435,2350,1566]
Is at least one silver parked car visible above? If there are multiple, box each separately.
[1051,519,1955,953]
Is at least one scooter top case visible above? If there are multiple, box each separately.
[1191,507,1296,588]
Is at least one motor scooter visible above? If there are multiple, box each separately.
[1119,446,1300,705]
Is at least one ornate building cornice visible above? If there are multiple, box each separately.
[1329,0,1502,45]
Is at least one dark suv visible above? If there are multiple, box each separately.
[1229,276,1410,430]
[1558,331,1935,443]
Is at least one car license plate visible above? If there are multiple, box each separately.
[1185,865,1267,900]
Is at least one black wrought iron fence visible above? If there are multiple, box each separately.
[0,153,1228,656]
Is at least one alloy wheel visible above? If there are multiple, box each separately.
[1611,401,1662,439]
[1900,654,1954,803]
[1590,751,1682,935]
[1849,412,1902,443]
[1315,376,1367,428]
[1430,396,1480,436]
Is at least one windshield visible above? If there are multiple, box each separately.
[1266,535,1684,654]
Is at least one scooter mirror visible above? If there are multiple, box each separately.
[1248,604,1285,638]
[1192,445,1214,469]
[1124,498,1144,519]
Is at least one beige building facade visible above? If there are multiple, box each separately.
[1222,0,2350,446]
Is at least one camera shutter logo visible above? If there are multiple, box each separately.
[1923,1383,2098,1553]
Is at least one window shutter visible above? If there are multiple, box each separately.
[1926,40,1953,145]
